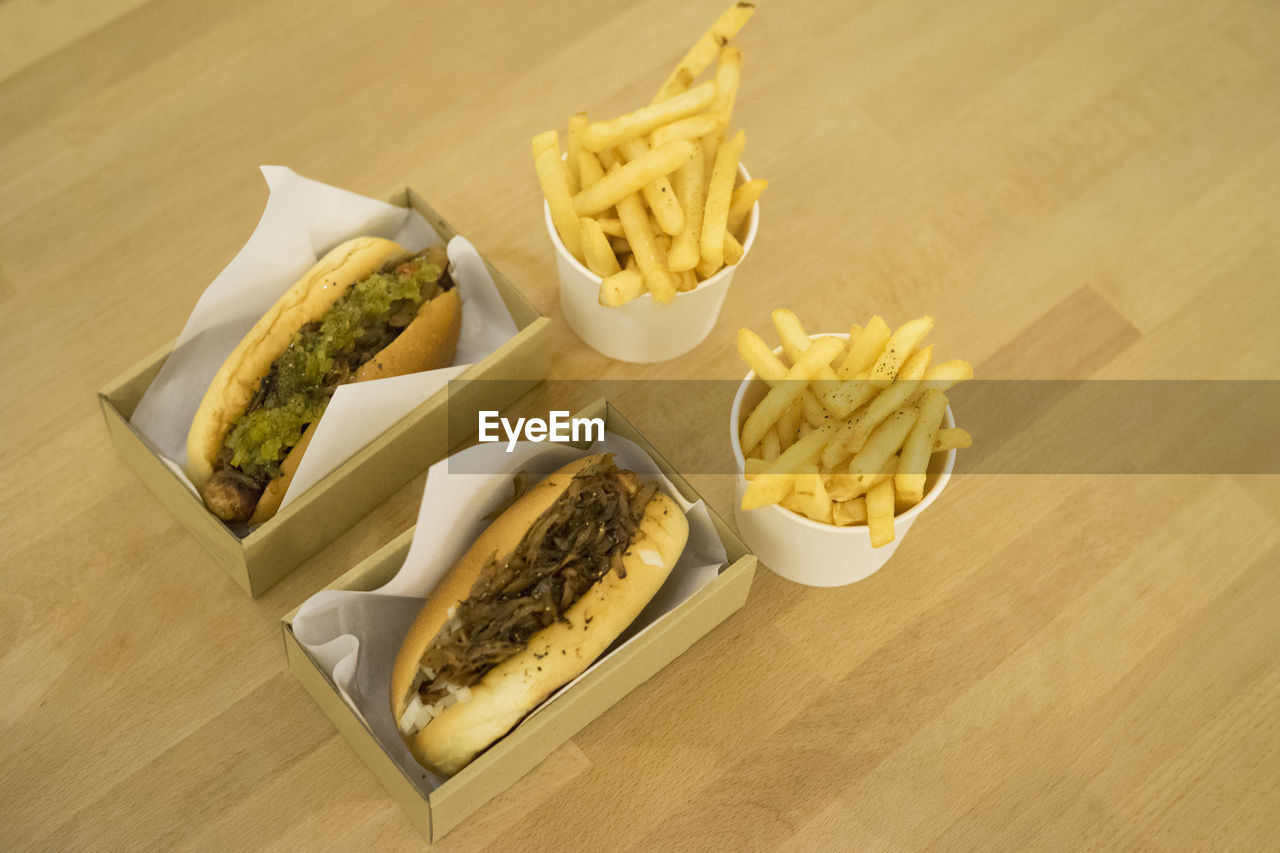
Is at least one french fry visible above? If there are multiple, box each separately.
[934,428,972,452]
[585,83,714,151]
[744,457,769,478]
[667,142,706,271]
[760,426,781,461]
[653,1,757,103]
[837,315,890,378]
[740,336,844,453]
[724,230,744,265]
[695,253,723,280]
[710,46,742,119]
[772,309,812,363]
[828,456,897,502]
[660,79,691,102]
[595,216,623,237]
[597,148,621,169]
[741,474,794,510]
[735,327,832,432]
[700,129,745,270]
[822,398,869,469]
[652,113,725,148]
[532,131,583,260]
[818,376,877,421]
[825,472,864,502]
[845,324,863,355]
[740,423,837,510]
[700,129,722,182]
[923,359,974,391]
[736,328,788,381]
[865,478,896,547]
[781,466,834,524]
[772,311,839,375]
[658,241,695,292]
[617,137,684,235]
[832,497,868,526]
[615,189,678,303]
[652,234,678,293]
[727,178,767,237]
[779,494,808,518]
[776,397,803,447]
[566,113,587,191]
[578,150,606,193]
[801,386,829,428]
[772,309,841,401]
[848,406,918,487]
[870,316,934,387]
[573,140,698,216]
[841,345,933,455]
[798,389,829,422]
[896,390,948,507]
[579,217,622,278]
[823,350,931,469]
[655,231,671,257]
[598,268,645,307]
[862,459,898,492]
[694,135,723,279]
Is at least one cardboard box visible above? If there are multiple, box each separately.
[98,188,550,597]
[281,400,757,842]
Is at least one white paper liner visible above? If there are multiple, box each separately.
[291,434,729,792]
[127,167,519,527]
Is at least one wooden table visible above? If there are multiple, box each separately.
[4,0,1279,848]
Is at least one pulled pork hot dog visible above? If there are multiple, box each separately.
[390,453,688,775]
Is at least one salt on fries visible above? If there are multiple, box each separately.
[533,1,766,307]
[737,312,973,548]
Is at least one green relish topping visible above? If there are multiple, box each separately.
[225,397,324,478]
[223,252,444,481]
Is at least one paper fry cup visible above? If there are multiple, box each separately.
[546,163,758,363]
[728,337,957,587]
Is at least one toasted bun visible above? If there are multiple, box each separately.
[391,455,688,775]
[246,285,461,524]
[186,236,410,489]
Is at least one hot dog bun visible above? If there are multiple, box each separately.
[186,237,461,523]
[391,454,688,775]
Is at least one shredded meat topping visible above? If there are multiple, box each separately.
[417,457,658,703]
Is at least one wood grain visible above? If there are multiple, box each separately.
[3,0,1279,849]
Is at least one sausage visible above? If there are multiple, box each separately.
[202,470,259,523]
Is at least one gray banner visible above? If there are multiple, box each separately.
[444,380,1280,475]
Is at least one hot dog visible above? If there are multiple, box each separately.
[390,453,688,775]
[186,237,461,525]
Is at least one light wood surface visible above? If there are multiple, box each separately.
[4,0,1280,849]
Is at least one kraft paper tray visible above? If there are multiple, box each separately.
[281,399,757,842]
[99,188,551,597]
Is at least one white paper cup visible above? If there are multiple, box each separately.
[546,163,759,363]
[729,337,957,587]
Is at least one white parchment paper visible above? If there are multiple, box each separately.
[291,434,729,791]
[128,167,519,525]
